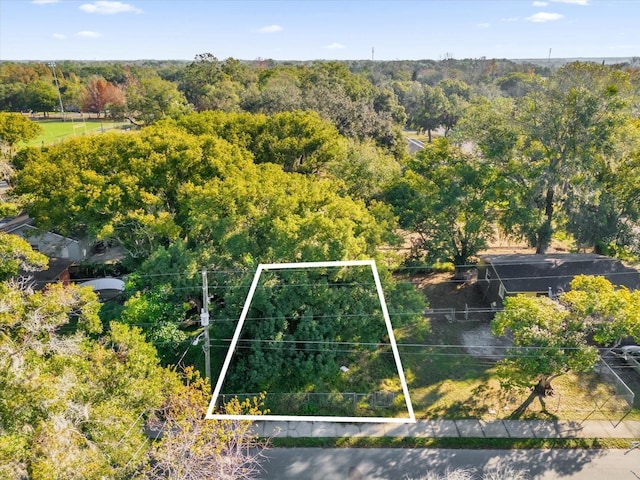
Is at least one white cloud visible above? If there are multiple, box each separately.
[325,42,345,49]
[500,17,519,22]
[526,12,564,22]
[476,22,490,28]
[32,0,60,4]
[76,31,103,38]
[551,0,589,4]
[533,1,548,6]
[52,33,65,39]
[257,24,283,33]
[79,1,141,14]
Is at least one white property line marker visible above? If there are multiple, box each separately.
[205,259,416,423]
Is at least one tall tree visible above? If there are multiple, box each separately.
[0,240,269,479]
[179,53,225,110]
[439,78,472,135]
[492,275,640,415]
[14,123,254,257]
[21,80,59,116]
[414,85,447,143]
[0,112,42,158]
[457,62,637,253]
[178,161,392,265]
[82,76,125,118]
[385,138,498,278]
[252,110,348,173]
[125,72,190,125]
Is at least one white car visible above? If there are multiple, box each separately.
[612,345,640,375]
[618,345,640,361]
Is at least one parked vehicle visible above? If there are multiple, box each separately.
[613,344,640,361]
[612,344,640,375]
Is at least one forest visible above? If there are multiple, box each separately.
[2,55,640,477]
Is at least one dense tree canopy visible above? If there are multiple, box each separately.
[221,265,426,397]
[457,62,639,253]
[0,232,48,281]
[14,121,254,257]
[125,72,190,125]
[385,138,498,275]
[0,238,268,479]
[5,55,640,430]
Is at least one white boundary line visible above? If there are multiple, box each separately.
[205,260,416,423]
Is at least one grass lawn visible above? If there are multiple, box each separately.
[397,272,640,422]
[22,116,130,147]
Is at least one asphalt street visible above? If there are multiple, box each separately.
[259,447,640,479]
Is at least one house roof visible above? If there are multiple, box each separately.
[480,253,640,294]
[0,213,34,233]
[27,257,74,288]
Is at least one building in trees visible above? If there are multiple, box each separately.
[478,254,640,308]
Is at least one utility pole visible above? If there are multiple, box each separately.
[200,268,211,391]
[48,62,65,121]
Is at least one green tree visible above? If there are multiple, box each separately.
[457,62,637,253]
[14,123,254,257]
[385,138,498,278]
[564,135,640,256]
[22,80,59,116]
[0,277,172,478]
[224,266,406,394]
[252,110,348,173]
[0,63,40,111]
[413,85,447,142]
[0,232,48,281]
[0,112,42,156]
[439,78,472,135]
[492,275,640,415]
[495,71,543,98]
[179,162,391,266]
[125,73,190,125]
[0,240,268,479]
[175,161,424,396]
[178,53,225,110]
[242,68,303,114]
[119,285,190,364]
[327,139,402,202]
[175,109,349,175]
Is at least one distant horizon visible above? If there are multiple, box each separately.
[1,56,636,64]
[2,1,639,62]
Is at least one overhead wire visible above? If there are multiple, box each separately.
[49,254,640,287]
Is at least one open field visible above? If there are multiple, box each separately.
[22,115,130,147]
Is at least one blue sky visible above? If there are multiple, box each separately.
[1,0,638,61]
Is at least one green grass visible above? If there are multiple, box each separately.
[393,274,640,422]
[399,321,639,421]
[23,116,130,147]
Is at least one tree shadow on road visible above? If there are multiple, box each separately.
[261,446,609,479]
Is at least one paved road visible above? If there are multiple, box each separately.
[406,137,425,154]
[259,447,640,479]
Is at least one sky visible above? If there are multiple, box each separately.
[1,0,639,62]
